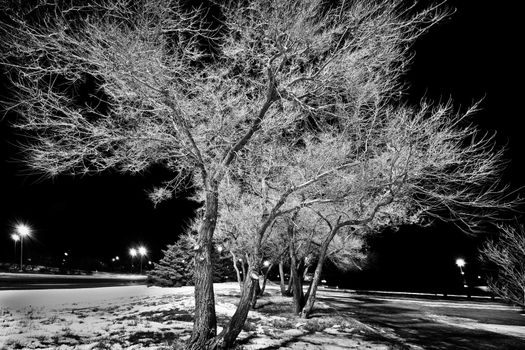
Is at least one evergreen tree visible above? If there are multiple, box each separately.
[148,237,194,287]
[149,235,235,287]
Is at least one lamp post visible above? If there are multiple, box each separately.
[138,246,147,274]
[16,224,31,271]
[455,258,467,288]
[129,248,137,273]
[11,234,19,263]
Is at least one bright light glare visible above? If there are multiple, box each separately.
[455,258,466,267]
[138,246,147,256]
[11,234,20,242]
[129,248,137,257]
[263,260,270,267]
[115,256,119,260]
[216,245,223,253]
[16,224,31,237]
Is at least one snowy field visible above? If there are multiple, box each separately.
[0,283,396,349]
[2,282,524,349]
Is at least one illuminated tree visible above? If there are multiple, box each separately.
[2,0,515,348]
[481,225,525,308]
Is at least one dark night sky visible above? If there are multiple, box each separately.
[1,0,523,281]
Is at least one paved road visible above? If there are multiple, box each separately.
[316,288,525,350]
[0,272,147,290]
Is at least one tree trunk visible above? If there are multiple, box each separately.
[279,261,287,296]
[187,190,219,350]
[230,251,242,291]
[300,225,339,319]
[259,263,273,296]
[251,275,261,309]
[287,216,304,313]
[302,263,310,281]
[290,261,305,313]
[241,258,247,281]
[209,259,261,350]
[286,264,294,295]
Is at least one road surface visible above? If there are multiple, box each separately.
[0,272,147,290]
[316,288,525,350]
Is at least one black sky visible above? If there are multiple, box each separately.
[1,0,523,279]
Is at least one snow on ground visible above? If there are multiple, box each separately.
[5,282,523,349]
[0,283,401,350]
[425,313,525,340]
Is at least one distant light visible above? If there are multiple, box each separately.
[263,260,270,267]
[216,245,223,253]
[16,224,31,237]
[148,261,152,265]
[238,258,243,262]
[138,246,147,256]
[129,248,137,257]
[321,279,327,283]
[455,258,466,267]
[112,258,115,262]
[64,252,68,256]
[11,234,20,242]
[115,256,119,261]
[478,275,481,279]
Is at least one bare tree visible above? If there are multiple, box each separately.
[3,0,513,348]
[481,225,525,308]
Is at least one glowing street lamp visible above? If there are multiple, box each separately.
[129,248,137,257]
[455,258,465,268]
[216,245,223,253]
[11,234,20,262]
[129,248,137,272]
[263,260,270,268]
[138,246,147,274]
[16,224,31,271]
[455,258,467,288]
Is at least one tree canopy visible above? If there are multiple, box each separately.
[1,1,518,348]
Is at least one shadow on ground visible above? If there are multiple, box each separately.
[316,293,525,350]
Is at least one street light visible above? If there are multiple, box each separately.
[455,258,465,268]
[129,248,137,273]
[263,260,270,267]
[11,234,20,263]
[16,224,31,271]
[455,258,467,288]
[216,245,223,253]
[138,246,147,274]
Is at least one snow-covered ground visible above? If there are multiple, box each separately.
[0,283,397,349]
[2,283,523,349]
